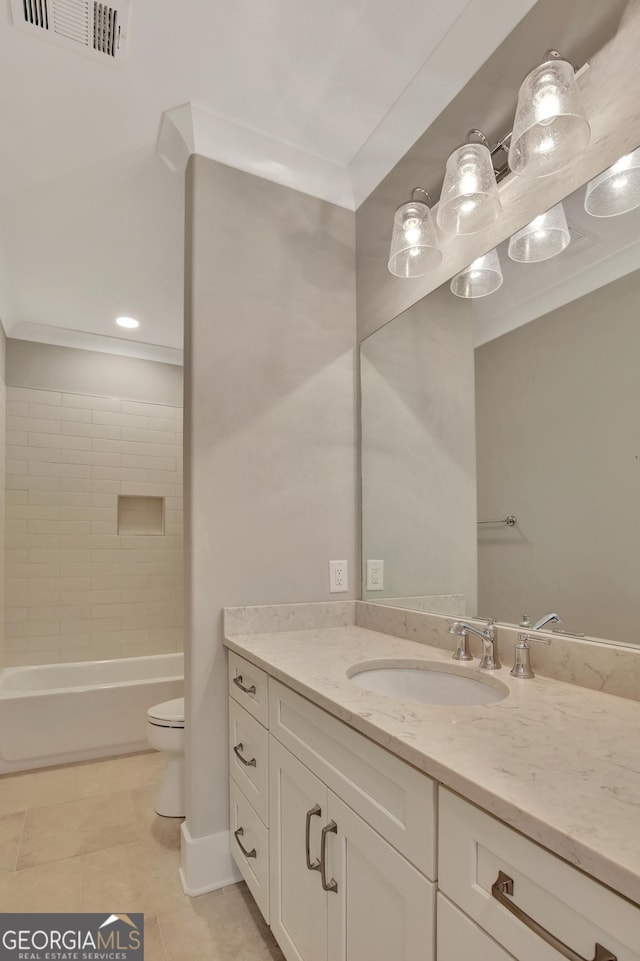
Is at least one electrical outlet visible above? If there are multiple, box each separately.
[366,559,384,591]
[329,560,348,593]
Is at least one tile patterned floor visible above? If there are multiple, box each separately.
[0,751,284,961]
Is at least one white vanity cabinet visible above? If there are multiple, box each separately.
[227,650,640,961]
[268,678,437,961]
[228,654,436,961]
[438,789,640,961]
[269,735,435,961]
[228,652,271,921]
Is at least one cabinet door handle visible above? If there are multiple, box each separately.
[234,826,257,859]
[320,820,338,893]
[233,742,257,767]
[233,674,256,695]
[492,872,617,961]
[305,804,322,871]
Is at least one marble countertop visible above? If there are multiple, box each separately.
[224,624,640,906]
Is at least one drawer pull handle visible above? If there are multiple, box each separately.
[305,804,322,872]
[234,826,257,859]
[233,743,257,767]
[320,821,338,893]
[233,674,256,695]
[492,872,617,961]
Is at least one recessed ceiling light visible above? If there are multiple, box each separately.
[116,316,139,329]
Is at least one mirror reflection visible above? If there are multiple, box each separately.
[361,153,640,646]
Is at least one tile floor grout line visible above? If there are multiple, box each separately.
[155,914,170,961]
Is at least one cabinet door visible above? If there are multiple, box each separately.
[269,736,328,961]
[437,893,515,961]
[327,792,436,961]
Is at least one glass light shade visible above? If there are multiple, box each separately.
[508,202,570,263]
[436,142,501,235]
[450,249,503,299]
[388,200,442,278]
[584,148,640,217]
[508,56,590,178]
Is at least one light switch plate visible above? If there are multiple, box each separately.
[366,559,384,591]
[329,560,348,593]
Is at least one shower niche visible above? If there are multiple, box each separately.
[117,495,165,535]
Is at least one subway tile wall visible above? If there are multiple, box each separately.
[4,388,183,666]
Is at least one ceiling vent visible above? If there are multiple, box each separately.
[10,0,130,67]
[568,227,588,247]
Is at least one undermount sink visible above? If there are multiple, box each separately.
[347,659,509,706]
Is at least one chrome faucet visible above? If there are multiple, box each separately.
[448,618,501,671]
[530,612,562,632]
[511,632,551,678]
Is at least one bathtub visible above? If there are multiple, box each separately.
[0,652,183,774]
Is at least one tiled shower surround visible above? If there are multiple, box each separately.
[4,387,183,666]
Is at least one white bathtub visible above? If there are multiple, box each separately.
[0,652,183,774]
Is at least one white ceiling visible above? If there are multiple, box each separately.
[0,0,538,362]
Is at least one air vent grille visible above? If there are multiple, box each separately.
[53,0,89,45]
[23,0,49,29]
[93,2,117,56]
[9,0,128,67]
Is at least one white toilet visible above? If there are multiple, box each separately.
[146,697,185,817]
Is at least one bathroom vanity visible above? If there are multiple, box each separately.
[224,608,640,961]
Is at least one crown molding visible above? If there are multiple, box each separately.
[6,321,184,366]
[158,102,354,210]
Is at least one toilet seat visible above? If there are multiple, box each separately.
[147,697,184,728]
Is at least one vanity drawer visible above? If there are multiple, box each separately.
[269,678,436,879]
[229,778,269,922]
[229,696,269,825]
[228,651,269,727]
[438,788,640,961]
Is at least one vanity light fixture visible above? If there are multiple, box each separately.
[450,248,503,299]
[116,316,140,329]
[508,51,590,179]
[508,201,570,263]
[584,147,640,217]
[387,188,442,278]
[436,131,502,235]
[387,49,591,278]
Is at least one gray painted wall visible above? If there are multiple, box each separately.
[476,269,640,644]
[6,340,183,407]
[361,286,477,613]
[184,156,357,845]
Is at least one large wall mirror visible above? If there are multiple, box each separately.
[361,151,640,647]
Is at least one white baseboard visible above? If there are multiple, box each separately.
[179,821,242,896]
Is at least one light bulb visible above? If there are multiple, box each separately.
[508,201,570,263]
[404,222,422,245]
[436,138,501,235]
[450,249,503,299]
[611,175,628,191]
[116,316,140,329]
[388,195,442,278]
[534,84,561,124]
[508,55,590,178]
